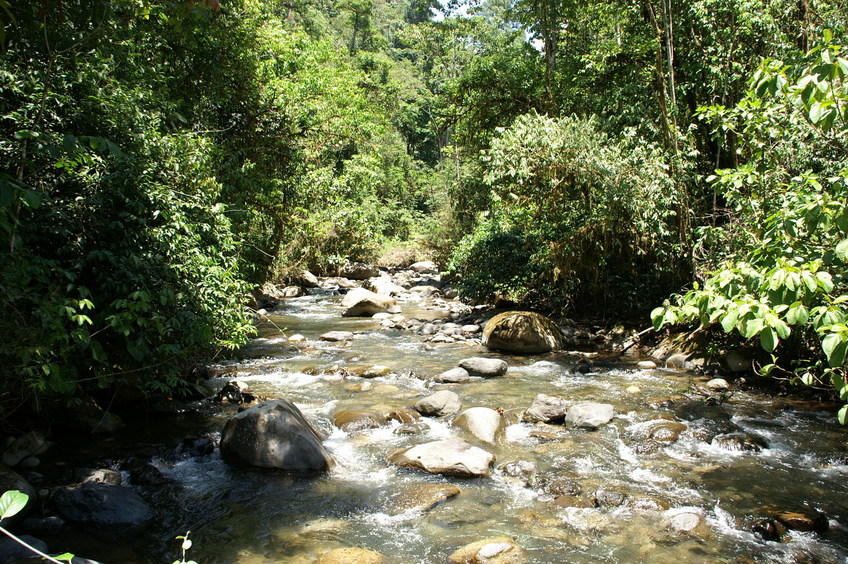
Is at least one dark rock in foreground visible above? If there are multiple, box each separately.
[220,399,334,471]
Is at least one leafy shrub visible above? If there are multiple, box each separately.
[652,34,848,420]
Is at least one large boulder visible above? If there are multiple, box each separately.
[49,483,152,540]
[482,311,565,354]
[390,439,494,477]
[458,357,508,378]
[414,390,462,417]
[220,399,334,471]
[453,407,504,444]
[341,288,400,317]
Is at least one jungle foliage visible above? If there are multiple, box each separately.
[2,0,847,417]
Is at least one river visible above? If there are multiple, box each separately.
[60,285,848,563]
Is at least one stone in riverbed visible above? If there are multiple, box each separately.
[565,402,615,428]
[0,464,36,524]
[341,288,400,317]
[458,357,508,377]
[414,390,462,417]
[49,482,153,541]
[522,394,567,424]
[319,331,354,342]
[435,367,471,383]
[390,483,461,514]
[482,311,565,354]
[637,360,658,370]
[339,262,381,280]
[317,547,385,564]
[389,439,494,477]
[220,399,334,471]
[332,409,387,432]
[773,509,829,533]
[447,537,524,564]
[410,260,438,273]
[711,432,768,452]
[453,407,504,444]
[0,535,49,564]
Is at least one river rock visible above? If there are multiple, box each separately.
[482,311,565,354]
[410,260,438,273]
[78,468,122,486]
[706,378,730,391]
[390,439,494,477]
[0,464,36,523]
[365,276,406,297]
[447,537,524,564]
[0,535,49,564]
[647,421,687,443]
[435,367,471,383]
[390,483,461,514]
[724,348,753,372]
[340,262,380,280]
[458,357,508,377]
[220,399,334,471]
[49,482,152,540]
[752,518,788,542]
[637,360,658,370]
[414,390,462,416]
[322,276,358,289]
[565,402,615,428]
[333,409,387,432]
[522,394,567,423]
[341,288,400,317]
[453,407,504,444]
[410,285,440,298]
[3,431,52,468]
[711,432,768,452]
[298,270,320,288]
[773,509,829,533]
[319,331,354,342]
[317,547,385,564]
[661,509,709,537]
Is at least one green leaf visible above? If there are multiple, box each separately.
[720,307,739,333]
[760,326,778,352]
[839,404,848,425]
[822,333,848,367]
[836,239,848,261]
[0,490,29,519]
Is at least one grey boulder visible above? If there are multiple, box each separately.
[220,399,334,471]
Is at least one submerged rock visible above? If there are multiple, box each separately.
[482,311,565,354]
[0,535,49,564]
[458,357,508,378]
[448,537,524,564]
[317,547,385,564]
[453,407,504,444]
[220,399,334,471]
[773,509,829,533]
[332,409,387,432]
[711,432,768,452]
[414,390,462,416]
[390,439,494,477]
[390,483,461,514]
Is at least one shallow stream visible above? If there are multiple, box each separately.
[80,290,848,563]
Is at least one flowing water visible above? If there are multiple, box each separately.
[94,290,848,563]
